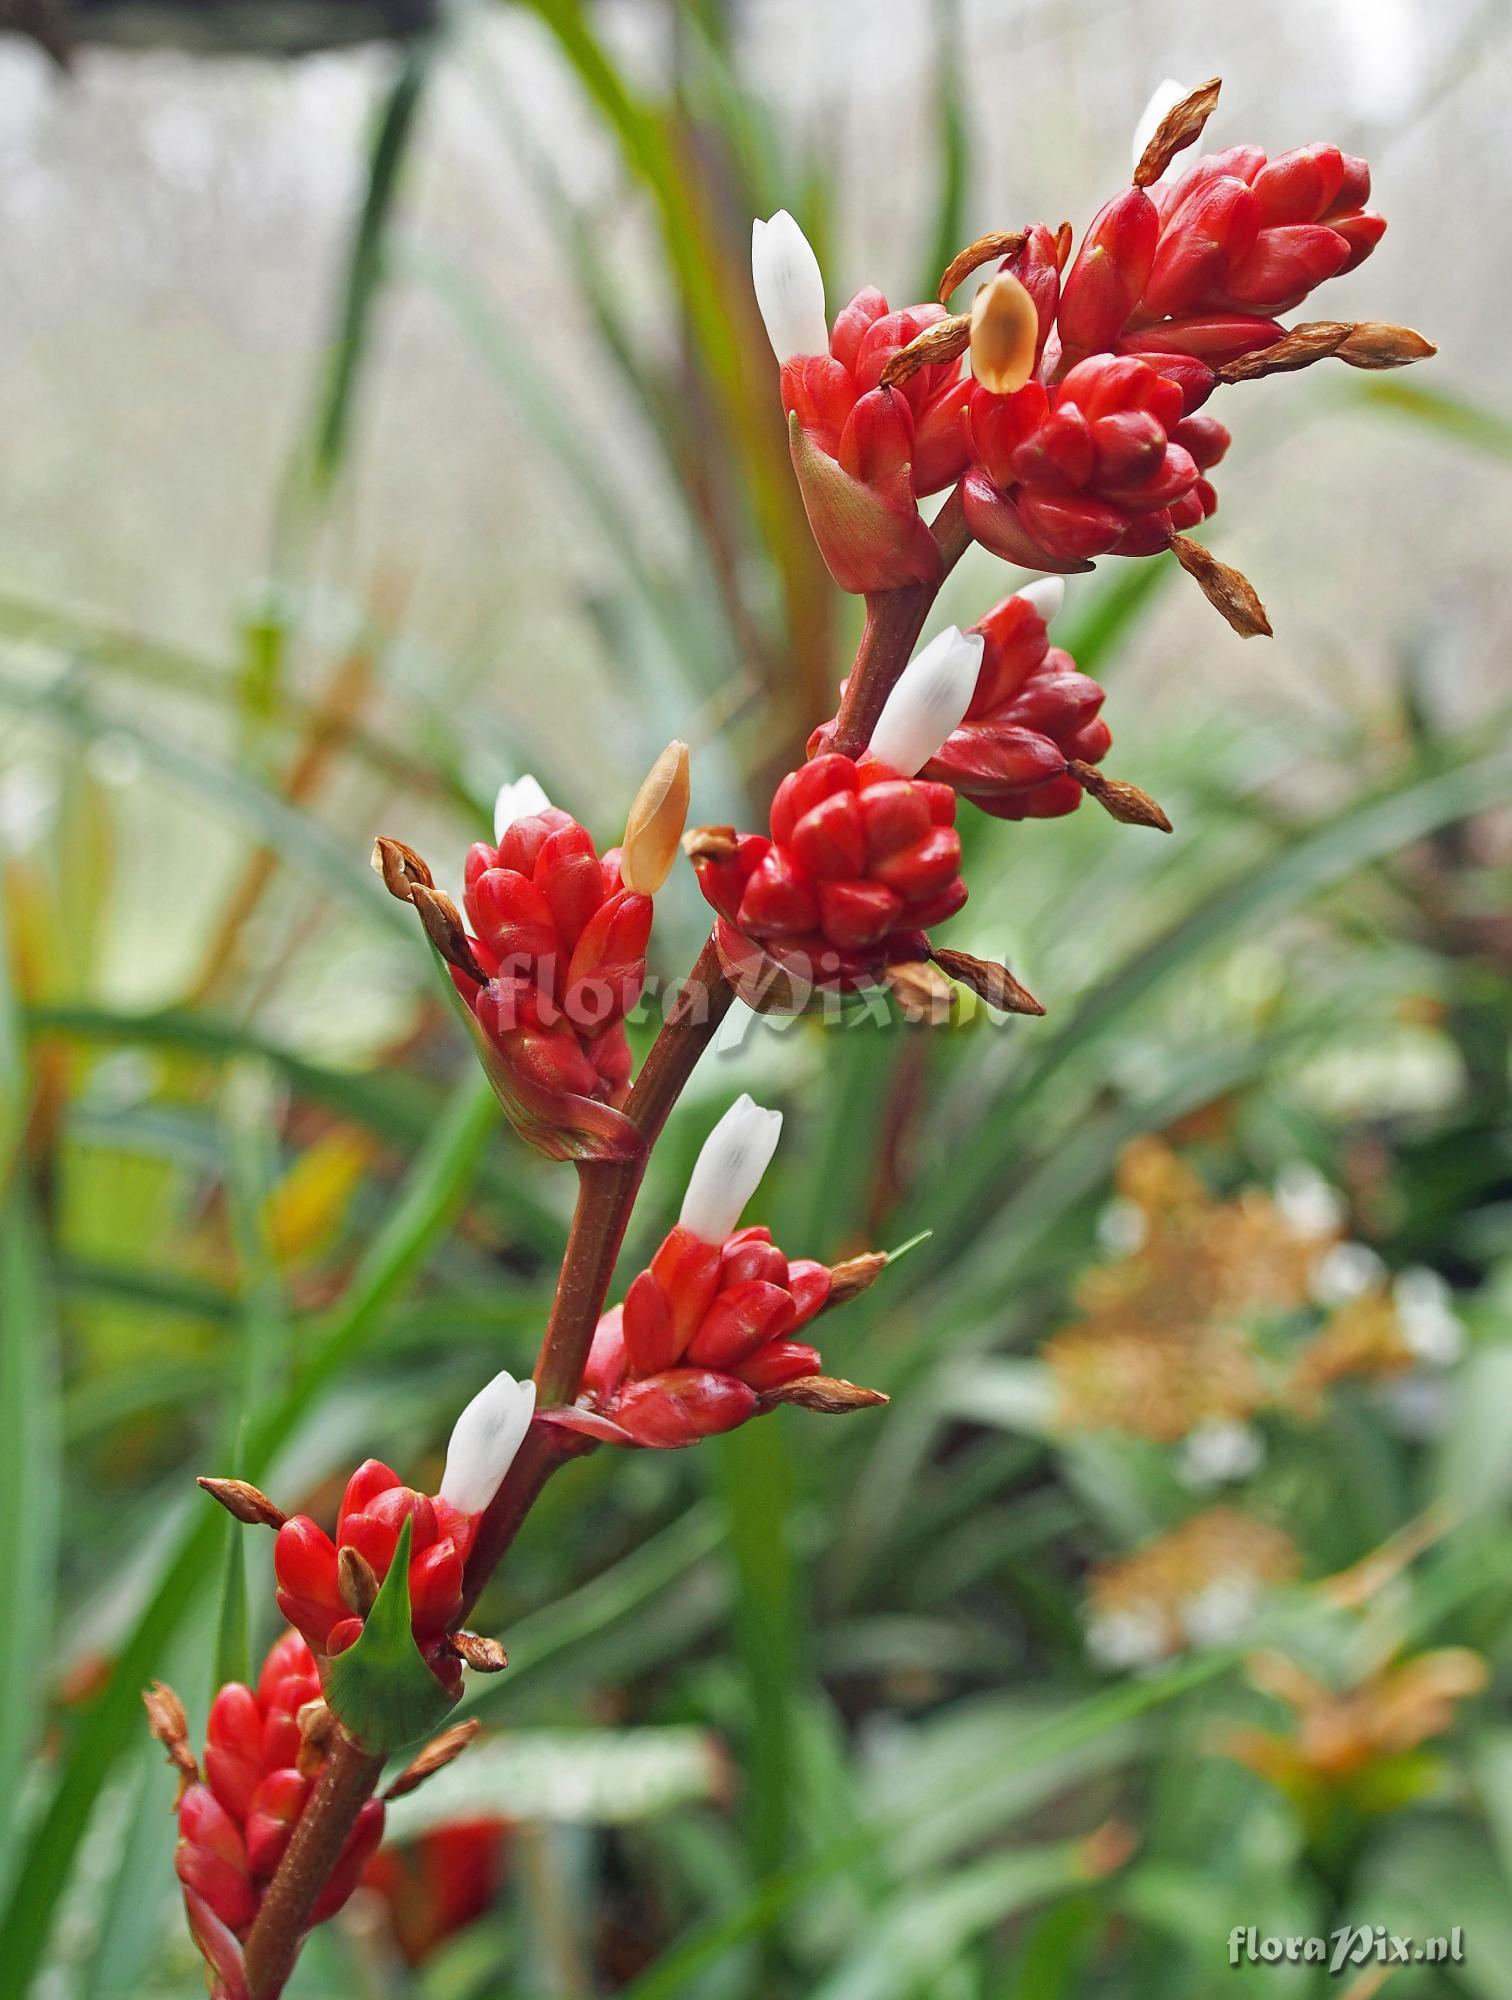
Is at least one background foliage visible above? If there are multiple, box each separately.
[1,2,1509,1994]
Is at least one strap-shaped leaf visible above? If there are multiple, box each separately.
[323,1517,457,1753]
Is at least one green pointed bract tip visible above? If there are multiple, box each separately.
[322,1516,457,1754]
[884,1229,932,1264]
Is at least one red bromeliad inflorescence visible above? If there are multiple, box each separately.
[542,1096,886,1447]
[160,76,1431,2000]
[273,1370,537,1688]
[759,77,1424,602]
[173,1632,385,2000]
[455,781,651,1111]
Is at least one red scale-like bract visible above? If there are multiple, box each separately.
[783,286,974,499]
[963,353,1231,568]
[175,1631,385,2000]
[549,1222,833,1447]
[274,1463,476,1692]
[927,591,1112,819]
[452,802,651,1110]
[693,752,967,993]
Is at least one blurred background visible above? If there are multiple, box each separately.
[1,1,1510,1995]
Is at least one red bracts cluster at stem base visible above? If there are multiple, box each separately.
[175,1632,385,1998]
[453,803,650,1110]
[274,1463,474,1691]
[547,1223,833,1447]
[783,288,973,498]
[963,354,1231,567]
[692,754,966,994]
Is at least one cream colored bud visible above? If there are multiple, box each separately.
[969,273,1039,395]
[621,740,691,893]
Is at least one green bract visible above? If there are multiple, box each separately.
[323,1517,457,1753]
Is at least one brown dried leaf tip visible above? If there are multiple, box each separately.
[338,1545,380,1618]
[825,1249,889,1307]
[1066,761,1173,833]
[143,1680,199,1803]
[937,228,1027,304]
[929,946,1046,1017]
[1170,535,1273,638]
[410,884,488,984]
[450,1630,510,1673]
[372,835,435,903]
[682,824,739,864]
[1218,319,1436,383]
[197,1475,287,1530]
[880,314,971,388]
[1134,77,1222,188]
[760,1374,890,1415]
[385,1719,483,1801]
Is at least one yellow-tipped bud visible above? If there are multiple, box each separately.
[621,740,691,893]
[969,272,1040,395]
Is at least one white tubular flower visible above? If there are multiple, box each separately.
[1273,1161,1346,1239]
[1392,1267,1464,1366]
[751,210,829,364]
[867,626,985,776]
[439,1369,537,1516]
[494,774,552,844]
[1131,78,1193,172]
[679,1093,783,1244]
[1016,576,1065,627]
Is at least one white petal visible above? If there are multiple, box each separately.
[1311,1240,1386,1306]
[751,210,829,364]
[1392,1267,1464,1365]
[1273,1162,1345,1238]
[494,774,552,844]
[867,626,985,776]
[1016,576,1065,626]
[1131,77,1192,173]
[439,1369,536,1516]
[679,1093,783,1243]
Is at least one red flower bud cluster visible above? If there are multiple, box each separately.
[548,1223,832,1447]
[927,591,1111,818]
[453,802,649,1111]
[963,353,1230,566]
[783,287,973,498]
[175,1631,385,1997]
[692,753,966,995]
[274,1462,475,1691]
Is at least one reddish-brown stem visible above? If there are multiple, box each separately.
[238,485,970,1988]
[243,1729,381,2000]
[829,485,972,758]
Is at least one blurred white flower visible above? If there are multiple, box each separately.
[1273,1162,1346,1239]
[1178,1419,1265,1491]
[1086,1606,1167,1670]
[1311,1240,1387,1306]
[1097,1196,1148,1256]
[1183,1576,1259,1646]
[1392,1266,1464,1365]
